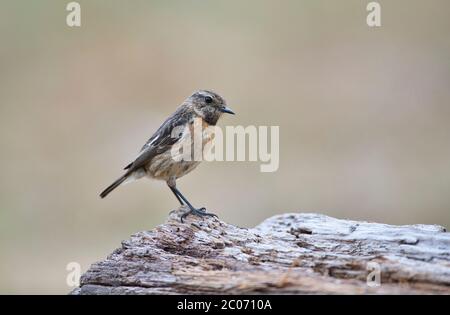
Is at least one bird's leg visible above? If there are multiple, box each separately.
[168,185,218,223]
[169,186,184,205]
[167,178,184,205]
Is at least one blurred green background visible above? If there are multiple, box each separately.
[1,0,449,294]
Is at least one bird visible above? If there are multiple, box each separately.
[99,90,235,222]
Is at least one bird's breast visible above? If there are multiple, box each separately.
[185,117,216,147]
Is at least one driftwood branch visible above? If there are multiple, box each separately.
[73,207,450,294]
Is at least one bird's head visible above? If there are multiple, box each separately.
[187,90,234,125]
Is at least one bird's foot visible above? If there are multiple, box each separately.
[180,207,218,223]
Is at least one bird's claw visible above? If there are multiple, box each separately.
[180,207,218,223]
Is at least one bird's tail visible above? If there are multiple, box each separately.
[100,173,129,198]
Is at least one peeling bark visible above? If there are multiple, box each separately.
[73,207,450,295]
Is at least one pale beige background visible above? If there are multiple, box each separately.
[0,0,449,294]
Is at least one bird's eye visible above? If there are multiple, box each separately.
[205,96,213,104]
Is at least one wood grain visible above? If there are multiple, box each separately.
[72,207,450,295]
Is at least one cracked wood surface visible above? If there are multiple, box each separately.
[73,207,450,294]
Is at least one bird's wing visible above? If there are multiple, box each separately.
[123,108,189,172]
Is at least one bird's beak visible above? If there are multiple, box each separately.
[220,106,235,115]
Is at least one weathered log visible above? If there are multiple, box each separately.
[72,207,450,294]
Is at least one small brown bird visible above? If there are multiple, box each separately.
[100,90,234,222]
